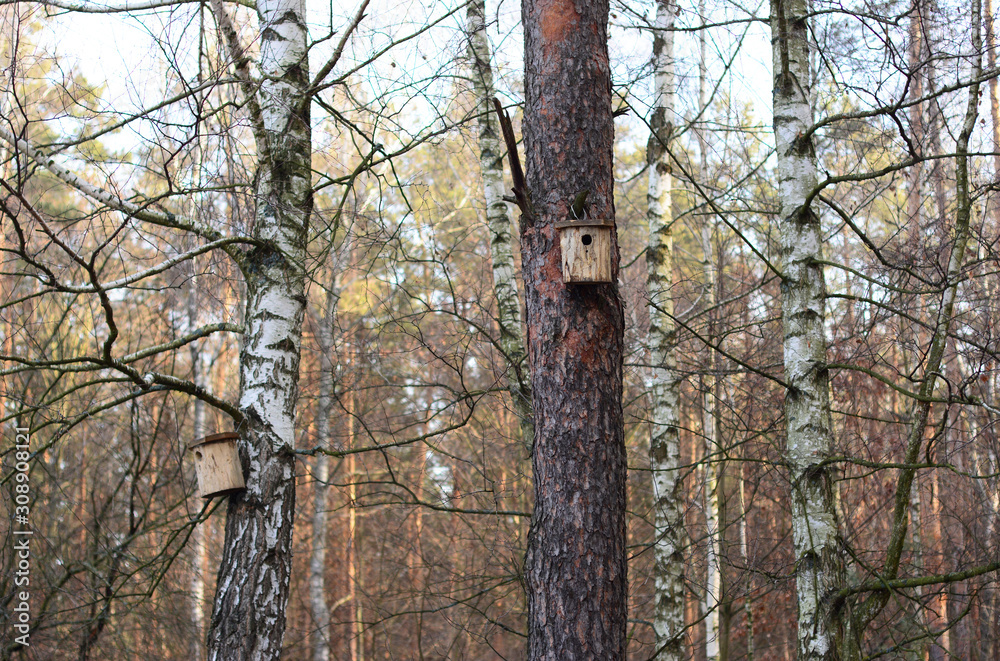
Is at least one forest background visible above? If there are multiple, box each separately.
[1,0,999,658]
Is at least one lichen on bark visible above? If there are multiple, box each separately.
[646,0,685,658]
[770,0,845,657]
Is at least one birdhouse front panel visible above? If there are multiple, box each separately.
[555,220,614,283]
[188,432,246,499]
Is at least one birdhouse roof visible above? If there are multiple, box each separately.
[188,431,240,450]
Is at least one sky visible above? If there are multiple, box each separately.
[32,0,777,159]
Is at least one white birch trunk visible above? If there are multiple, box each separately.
[739,468,754,661]
[207,0,311,657]
[770,0,844,657]
[309,276,339,661]
[701,224,722,661]
[188,267,209,661]
[347,393,364,661]
[647,1,684,657]
[696,18,724,654]
[701,336,722,661]
[703,438,721,661]
[466,0,532,446]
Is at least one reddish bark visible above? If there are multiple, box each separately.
[520,0,627,658]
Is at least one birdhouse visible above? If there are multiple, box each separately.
[188,432,245,499]
[554,218,615,283]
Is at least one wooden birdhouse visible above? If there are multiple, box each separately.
[555,218,615,283]
[188,432,246,499]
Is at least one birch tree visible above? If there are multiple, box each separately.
[8,0,1000,657]
[762,0,1000,657]
[307,272,337,661]
[694,10,728,656]
[646,0,686,658]
[0,1,454,658]
[466,0,532,446]
[769,0,844,656]
[187,260,211,661]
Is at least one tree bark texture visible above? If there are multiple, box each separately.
[696,17,727,655]
[309,277,338,661]
[905,0,926,230]
[520,0,627,658]
[646,0,685,658]
[188,267,209,661]
[467,0,533,446]
[986,0,1000,182]
[207,0,311,657]
[770,0,845,657]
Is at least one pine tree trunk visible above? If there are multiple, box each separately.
[985,23,1000,648]
[467,0,533,445]
[988,0,1000,182]
[927,471,949,660]
[336,385,364,661]
[206,0,311,656]
[520,0,626,658]
[647,0,685,658]
[769,0,844,657]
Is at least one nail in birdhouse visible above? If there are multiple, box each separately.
[554,218,614,283]
[188,432,245,498]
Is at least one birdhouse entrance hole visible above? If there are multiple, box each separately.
[554,219,615,283]
[188,432,246,499]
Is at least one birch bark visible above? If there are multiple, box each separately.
[739,468,754,661]
[467,0,532,445]
[188,265,209,661]
[695,17,726,654]
[347,391,364,661]
[770,0,844,657]
[647,2,684,658]
[701,284,723,661]
[206,0,311,657]
[309,274,339,661]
